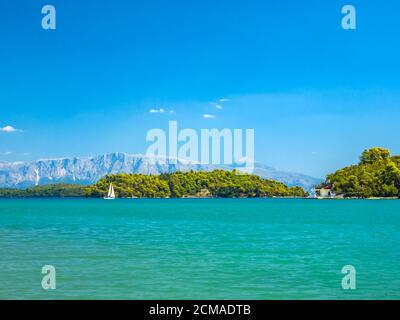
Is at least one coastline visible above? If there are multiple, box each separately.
[0,195,398,200]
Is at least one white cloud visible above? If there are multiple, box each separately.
[209,102,223,110]
[219,98,230,102]
[0,125,20,133]
[3,151,12,155]
[203,114,216,119]
[149,108,165,113]
[150,107,175,114]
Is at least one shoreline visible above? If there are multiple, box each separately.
[0,196,398,200]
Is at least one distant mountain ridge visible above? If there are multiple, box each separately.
[0,153,321,190]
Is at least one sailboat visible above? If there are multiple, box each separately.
[104,183,116,200]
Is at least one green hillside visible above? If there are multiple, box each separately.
[85,170,307,198]
[322,147,400,198]
[0,184,86,198]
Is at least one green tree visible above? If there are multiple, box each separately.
[325,147,400,198]
[360,147,391,164]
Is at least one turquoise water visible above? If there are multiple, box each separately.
[0,198,399,299]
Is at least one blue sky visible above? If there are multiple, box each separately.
[1,0,400,177]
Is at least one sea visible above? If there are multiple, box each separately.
[0,198,399,299]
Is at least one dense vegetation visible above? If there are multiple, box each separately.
[321,147,400,198]
[0,184,86,198]
[85,170,307,198]
[0,170,307,198]
[3,149,398,199]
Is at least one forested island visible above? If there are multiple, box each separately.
[0,170,307,198]
[0,183,87,198]
[318,147,400,198]
[2,148,399,199]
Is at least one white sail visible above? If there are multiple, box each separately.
[104,183,115,199]
[109,184,115,198]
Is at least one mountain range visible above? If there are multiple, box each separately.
[0,153,321,190]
